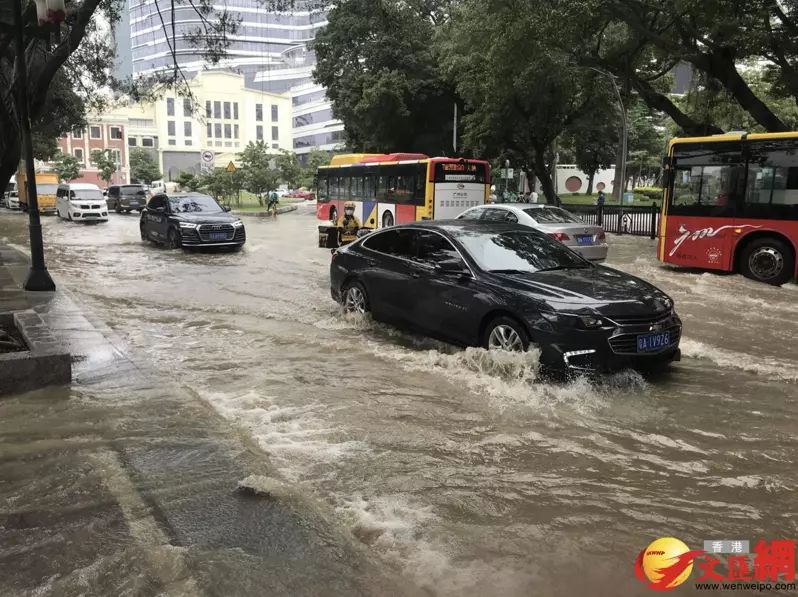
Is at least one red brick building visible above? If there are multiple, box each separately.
[57,117,130,187]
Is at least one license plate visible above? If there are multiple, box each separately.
[637,331,671,352]
[209,232,227,241]
[576,235,594,245]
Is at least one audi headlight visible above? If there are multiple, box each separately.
[578,315,604,329]
[232,219,244,228]
[179,221,197,229]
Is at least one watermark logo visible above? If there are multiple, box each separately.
[634,538,797,592]
[635,537,704,590]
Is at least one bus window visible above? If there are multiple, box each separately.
[364,175,376,199]
[316,173,329,203]
[377,175,390,202]
[670,145,743,216]
[744,140,798,219]
[351,176,364,200]
[395,175,413,204]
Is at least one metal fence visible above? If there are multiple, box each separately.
[561,202,660,238]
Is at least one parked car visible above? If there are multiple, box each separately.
[140,192,246,250]
[2,190,19,210]
[56,183,108,222]
[331,220,680,373]
[457,203,608,261]
[106,184,148,213]
[284,190,315,201]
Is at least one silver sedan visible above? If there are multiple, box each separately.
[456,203,608,261]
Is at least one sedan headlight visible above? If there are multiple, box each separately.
[578,315,604,329]
[540,311,604,329]
[232,219,244,228]
[179,221,198,229]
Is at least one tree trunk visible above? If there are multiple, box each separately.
[586,171,595,195]
[612,141,624,201]
[630,74,724,136]
[532,147,557,205]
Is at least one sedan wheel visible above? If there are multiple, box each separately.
[167,229,182,250]
[484,316,529,352]
[343,282,368,314]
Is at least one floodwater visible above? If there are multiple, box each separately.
[1,207,797,596]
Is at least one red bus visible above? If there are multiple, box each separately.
[315,153,491,228]
[659,132,798,285]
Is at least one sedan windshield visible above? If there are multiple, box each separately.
[524,207,580,224]
[121,186,146,196]
[454,229,589,273]
[169,195,222,213]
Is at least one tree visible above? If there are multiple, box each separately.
[239,141,280,205]
[129,149,162,184]
[52,152,81,183]
[313,0,457,155]
[442,0,601,203]
[90,149,118,186]
[0,0,239,193]
[198,169,228,202]
[176,171,199,191]
[275,150,302,189]
[299,149,333,188]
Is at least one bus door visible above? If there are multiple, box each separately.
[663,142,744,270]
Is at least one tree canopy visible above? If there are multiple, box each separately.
[129,149,162,185]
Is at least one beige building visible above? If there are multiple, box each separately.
[152,71,292,180]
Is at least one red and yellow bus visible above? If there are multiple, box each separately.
[315,153,491,228]
[659,132,798,285]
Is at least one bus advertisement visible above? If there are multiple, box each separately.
[659,132,798,285]
[315,153,491,230]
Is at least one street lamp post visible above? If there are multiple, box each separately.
[13,0,56,291]
[589,67,627,225]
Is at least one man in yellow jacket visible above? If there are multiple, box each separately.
[337,201,361,244]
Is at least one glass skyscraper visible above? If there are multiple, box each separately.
[124,0,344,155]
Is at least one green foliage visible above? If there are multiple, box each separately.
[313,0,456,154]
[32,72,87,162]
[275,150,303,189]
[176,171,201,191]
[634,186,664,200]
[197,169,229,202]
[129,149,162,185]
[52,152,81,183]
[239,141,280,204]
[300,149,334,188]
[90,149,118,185]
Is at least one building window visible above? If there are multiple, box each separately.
[110,126,123,140]
[256,125,263,141]
[256,104,263,121]
[223,101,231,119]
[214,123,222,138]
[74,148,84,162]
[234,124,239,138]
[224,124,231,139]
[184,121,192,137]
[167,121,176,136]
[271,105,279,122]
[110,149,121,164]
[128,137,137,147]
[272,143,279,149]
[272,126,279,141]
[205,100,211,118]
[207,123,212,138]
[233,102,239,119]
[166,97,175,116]
[142,137,154,147]
[224,141,232,148]
[213,101,221,119]
[90,125,101,139]
[168,139,176,146]
[183,98,192,115]
[72,129,83,139]
[185,140,193,146]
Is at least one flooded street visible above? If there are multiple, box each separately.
[2,207,797,596]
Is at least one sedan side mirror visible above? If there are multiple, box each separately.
[154,206,165,213]
[223,205,231,212]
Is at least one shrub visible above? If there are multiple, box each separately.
[634,186,664,200]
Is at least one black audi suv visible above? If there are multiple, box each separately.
[140,192,246,250]
[330,221,681,372]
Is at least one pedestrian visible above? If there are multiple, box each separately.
[596,189,606,207]
[530,189,539,203]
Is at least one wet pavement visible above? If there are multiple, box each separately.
[1,206,797,596]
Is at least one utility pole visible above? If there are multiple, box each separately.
[589,67,627,221]
[453,102,458,155]
[13,0,55,291]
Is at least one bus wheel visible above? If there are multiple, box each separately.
[329,206,338,224]
[382,211,394,228]
[740,237,795,286]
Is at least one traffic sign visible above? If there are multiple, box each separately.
[201,150,214,164]
[226,161,237,173]
[501,168,514,179]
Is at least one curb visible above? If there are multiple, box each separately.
[233,205,298,217]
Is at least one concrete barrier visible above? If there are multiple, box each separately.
[0,310,71,396]
[233,205,298,218]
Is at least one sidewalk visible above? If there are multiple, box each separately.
[0,243,406,596]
